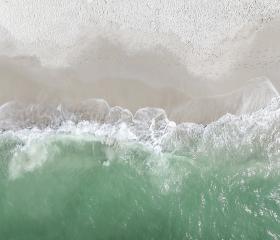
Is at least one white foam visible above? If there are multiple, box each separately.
[3,95,280,179]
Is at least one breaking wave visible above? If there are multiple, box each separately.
[0,96,280,239]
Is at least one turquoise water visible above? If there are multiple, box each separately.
[0,129,280,240]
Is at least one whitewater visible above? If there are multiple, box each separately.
[1,0,280,239]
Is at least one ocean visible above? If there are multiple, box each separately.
[0,98,280,239]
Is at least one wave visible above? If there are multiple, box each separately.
[1,95,279,178]
[0,96,280,239]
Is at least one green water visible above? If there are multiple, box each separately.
[0,134,280,240]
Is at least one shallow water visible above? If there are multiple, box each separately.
[0,98,280,239]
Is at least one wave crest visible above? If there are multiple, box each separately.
[1,96,280,179]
